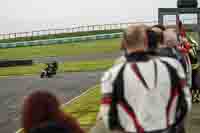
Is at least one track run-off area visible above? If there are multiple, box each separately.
[0,71,103,133]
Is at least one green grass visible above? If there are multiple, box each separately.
[187,32,199,42]
[0,38,120,59]
[0,29,123,43]
[0,59,114,76]
[62,85,101,130]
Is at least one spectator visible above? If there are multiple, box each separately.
[163,29,192,89]
[150,26,192,90]
[152,24,166,31]
[158,28,184,62]
[93,24,191,133]
[21,90,85,133]
[114,24,148,65]
[151,24,166,48]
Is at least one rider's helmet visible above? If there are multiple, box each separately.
[52,61,58,69]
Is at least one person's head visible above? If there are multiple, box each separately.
[163,28,178,48]
[151,24,166,47]
[122,24,148,54]
[145,28,160,51]
[22,90,85,133]
[152,24,166,31]
[22,90,62,132]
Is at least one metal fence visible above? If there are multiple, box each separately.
[0,20,158,40]
[0,33,123,49]
[0,18,198,40]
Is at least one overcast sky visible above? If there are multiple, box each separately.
[0,0,198,33]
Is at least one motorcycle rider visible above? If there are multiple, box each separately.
[52,61,58,72]
[41,61,58,78]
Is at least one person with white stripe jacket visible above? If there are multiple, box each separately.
[95,24,192,133]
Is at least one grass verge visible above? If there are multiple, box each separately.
[62,85,101,130]
[16,85,101,133]
[0,59,114,76]
[0,38,120,59]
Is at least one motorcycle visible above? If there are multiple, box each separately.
[40,62,58,78]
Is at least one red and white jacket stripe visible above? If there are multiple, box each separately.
[99,57,192,132]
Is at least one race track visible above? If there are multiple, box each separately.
[0,51,121,133]
[0,71,102,133]
[33,52,121,63]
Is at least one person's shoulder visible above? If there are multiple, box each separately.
[114,56,126,65]
[158,56,182,70]
[101,62,125,83]
[158,48,176,58]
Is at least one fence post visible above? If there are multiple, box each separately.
[2,34,5,40]
[120,23,123,29]
[26,32,29,40]
[105,24,108,30]
[31,31,34,39]
[116,24,119,29]
[37,31,40,36]
[14,33,17,39]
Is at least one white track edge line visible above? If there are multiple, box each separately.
[61,84,99,107]
[15,84,99,133]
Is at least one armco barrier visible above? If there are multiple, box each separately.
[0,59,33,67]
[0,33,123,49]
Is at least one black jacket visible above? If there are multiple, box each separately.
[158,47,187,73]
[29,122,72,133]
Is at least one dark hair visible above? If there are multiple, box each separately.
[146,29,160,50]
[22,90,84,133]
[151,25,165,44]
[152,24,166,31]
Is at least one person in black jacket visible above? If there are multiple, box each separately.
[29,122,73,133]
[21,90,85,133]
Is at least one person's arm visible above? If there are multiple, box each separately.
[98,71,113,128]
[176,61,192,112]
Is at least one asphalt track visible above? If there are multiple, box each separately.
[0,71,103,133]
[0,51,121,133]
[187,103,200,133]
[33,52,121,63]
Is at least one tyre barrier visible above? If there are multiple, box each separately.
[0,33,123,49]
[192,89,200,103]
[0,59,33,67]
